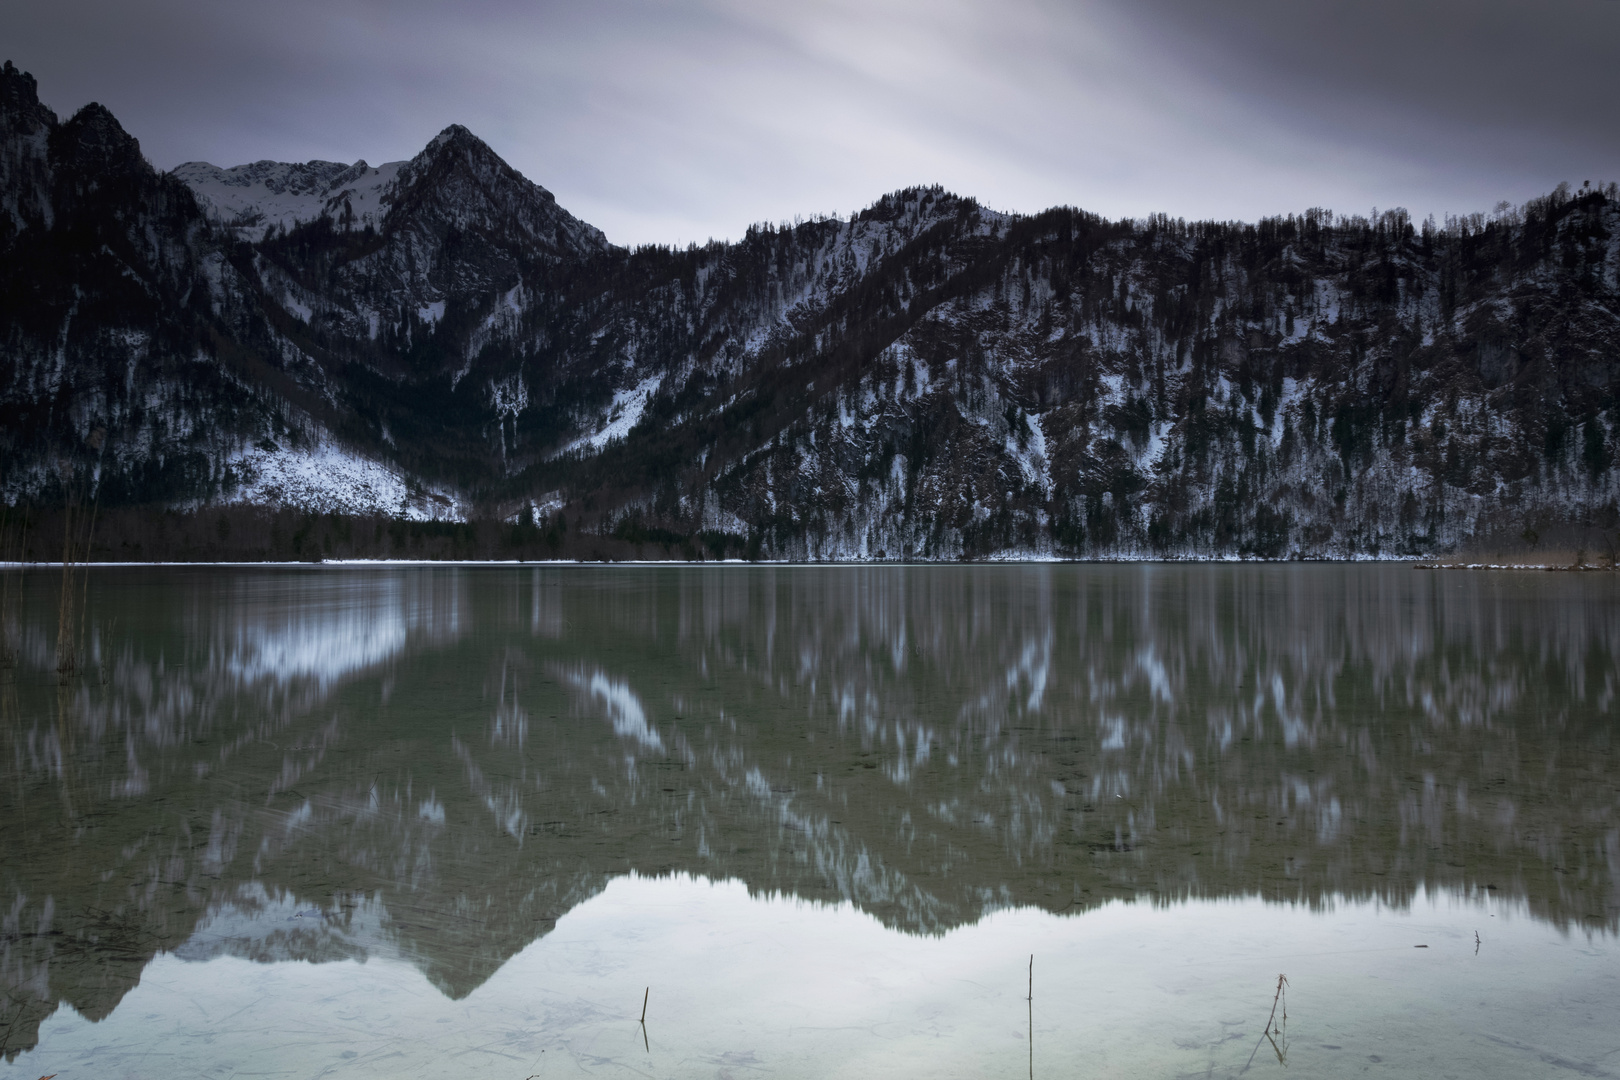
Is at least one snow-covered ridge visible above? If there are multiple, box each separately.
[221,437,462,522]
[174,124,609,262]
[174,158,406,241]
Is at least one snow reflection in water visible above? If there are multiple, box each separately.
[0,564,1617,1077]
[10,875,1616,1080]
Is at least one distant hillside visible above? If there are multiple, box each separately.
[3,59,1618,559]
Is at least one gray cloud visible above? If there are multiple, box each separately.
[3,0,1615,245]
[1111,0,1620,189]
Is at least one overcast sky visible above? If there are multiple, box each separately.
[4,0,1616,246]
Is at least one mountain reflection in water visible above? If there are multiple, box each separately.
[1,564,1616,1062]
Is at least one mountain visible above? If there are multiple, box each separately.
[171,157,404,242]
[3,59,1619,559]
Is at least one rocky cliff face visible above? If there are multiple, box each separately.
[3,59,1618,558]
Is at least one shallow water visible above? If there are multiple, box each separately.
[1,564,1617,1078]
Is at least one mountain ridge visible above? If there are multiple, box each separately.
[2,60,1618,560]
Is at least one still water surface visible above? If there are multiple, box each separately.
[1,564,1616,1078]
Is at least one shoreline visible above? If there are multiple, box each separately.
[3,557,1608,569]
[1412,562,1617,571]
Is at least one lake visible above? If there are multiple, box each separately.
[1,564,1616,1078]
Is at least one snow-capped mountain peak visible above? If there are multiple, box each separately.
[172,123,609,258]
[172,157,407,241]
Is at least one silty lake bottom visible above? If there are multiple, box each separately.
[0,565,1616,1079]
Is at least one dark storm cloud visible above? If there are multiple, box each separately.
[2,0,1615,244]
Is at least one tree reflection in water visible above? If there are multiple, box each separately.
[1,563,1616,1063]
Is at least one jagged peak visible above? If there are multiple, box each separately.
[426,124,477,151]
[64,101,129,138]
[1,59,55,131]
[1,58,39,101]
[411,125,513,180]
[385,123,609,255]
[53,101,147,175]
[405,124,550,195]
[174,157,379,197]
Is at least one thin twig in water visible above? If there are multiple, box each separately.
[1240,974,1288,1074]
[1264,974,1287,1034]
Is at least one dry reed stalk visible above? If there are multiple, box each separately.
[1263,973,1287,1034]
[1240,973,1288,1074]
[1027,954,1034,1080]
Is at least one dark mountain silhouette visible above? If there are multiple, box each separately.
[2,60,1618,558]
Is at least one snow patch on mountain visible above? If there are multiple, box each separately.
[222,438,461,521]
[557,374,664,456]
[1009,412,1053,497]
[174,884,402,967]
[174,159,405,241]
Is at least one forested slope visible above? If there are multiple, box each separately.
[3,60,1617,559]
